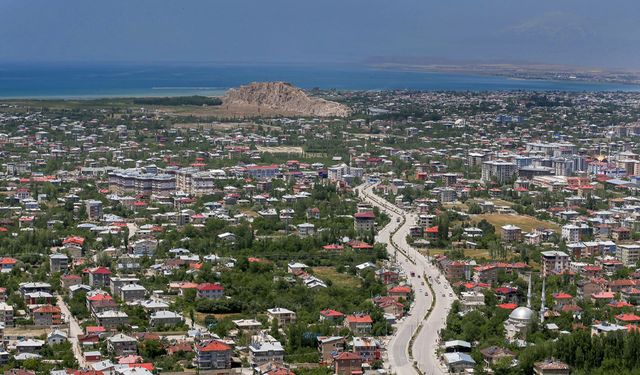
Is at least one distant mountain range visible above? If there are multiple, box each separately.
[365,57,640,85]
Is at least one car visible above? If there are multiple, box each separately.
[424,292,428,296]
[442,293,445,297]
[449,293,453,297]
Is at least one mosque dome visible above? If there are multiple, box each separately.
[509,306,534,322]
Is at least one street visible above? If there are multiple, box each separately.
[56,295,87,369]
[358,183,455,375]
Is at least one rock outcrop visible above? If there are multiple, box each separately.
[223,82,350,117]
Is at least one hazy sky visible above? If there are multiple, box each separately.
[2,0,639,69]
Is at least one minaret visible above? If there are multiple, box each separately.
[540,276,546,323]
[526,273,532,309]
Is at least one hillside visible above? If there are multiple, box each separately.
[223,82,350,117]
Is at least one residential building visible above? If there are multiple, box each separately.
[354,211,376,232]
[107,333,137,356]
[32,305,62,327]
[149,311,183,327]
[501,225,522,243]
[49,253,69,274]
[0,302,14,327]
[195,340,233,370]
[481,160,517,183]
[119,284,146,302]
[96,310,129,330]
[540,251,570,276]
[88,267,112,288]
[86,200,103,220]
[249,337,285,367]
[344,314,373,335]
[533,360,571,375]
[617,244,640,266]
[267,308,296,327]
[196,283,225,299]
[334,352,362,375]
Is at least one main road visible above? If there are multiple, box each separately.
[357,183,456,375]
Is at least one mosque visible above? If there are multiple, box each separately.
[504,273,545,342]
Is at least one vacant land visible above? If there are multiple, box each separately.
[312,267,360,288]
[423,248,491,259]
[472,213,559,234]
[255,146,305,155]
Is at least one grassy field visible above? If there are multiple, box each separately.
[489,199,515,207]
[472,213,559,234]
[312,267,360,288]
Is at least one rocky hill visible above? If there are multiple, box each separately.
[223,82,350,117]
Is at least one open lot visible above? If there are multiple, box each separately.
[312,267,360,288]
[471,213,559,234]
[423,248,492,259]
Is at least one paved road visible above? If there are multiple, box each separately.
[56,295,87,369]
[357,183,455,375]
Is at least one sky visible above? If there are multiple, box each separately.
[1,0,639,69]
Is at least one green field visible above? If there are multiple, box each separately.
[312,267,361,288]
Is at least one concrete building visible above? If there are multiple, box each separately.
[617,244,640,266]
[119,284,146,302]
[49,253,69,274]
[267,307,296,327]
[354,211,376,232]
[86,200,103,220]
[481,160,517,184]
[249,339,284,367]
[149,311,183,327]
[88,267,112,288]
[540,251,570,276]
[107,333,137,355]
[561,224,582,243]
[96,310,129,330]
[533,360,571,375]
[196,283,225,299]
[501,225,522,243]
[195,340,233,370]
[0,302,14,327]
[32,305,62,326]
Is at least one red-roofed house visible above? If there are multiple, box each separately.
[88,267,112,287]
[354,211,375,232]
[497,303,518,311]
[32,305,62,326]
[553,293,573,310]
[334,351,363,375]
[616,313,640,324]
[388,285,411,300]
[621,287,640,305]
[344,315,373,335]
[195,340,232,370]
[0,257,17,272]
[425,226,439,241]
[320,309,345,323]
[591,291,615,303]
[196,283,224,299]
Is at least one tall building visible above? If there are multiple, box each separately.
[540,251,570,276]
[481,160,517,183]
[85,200,103,220]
